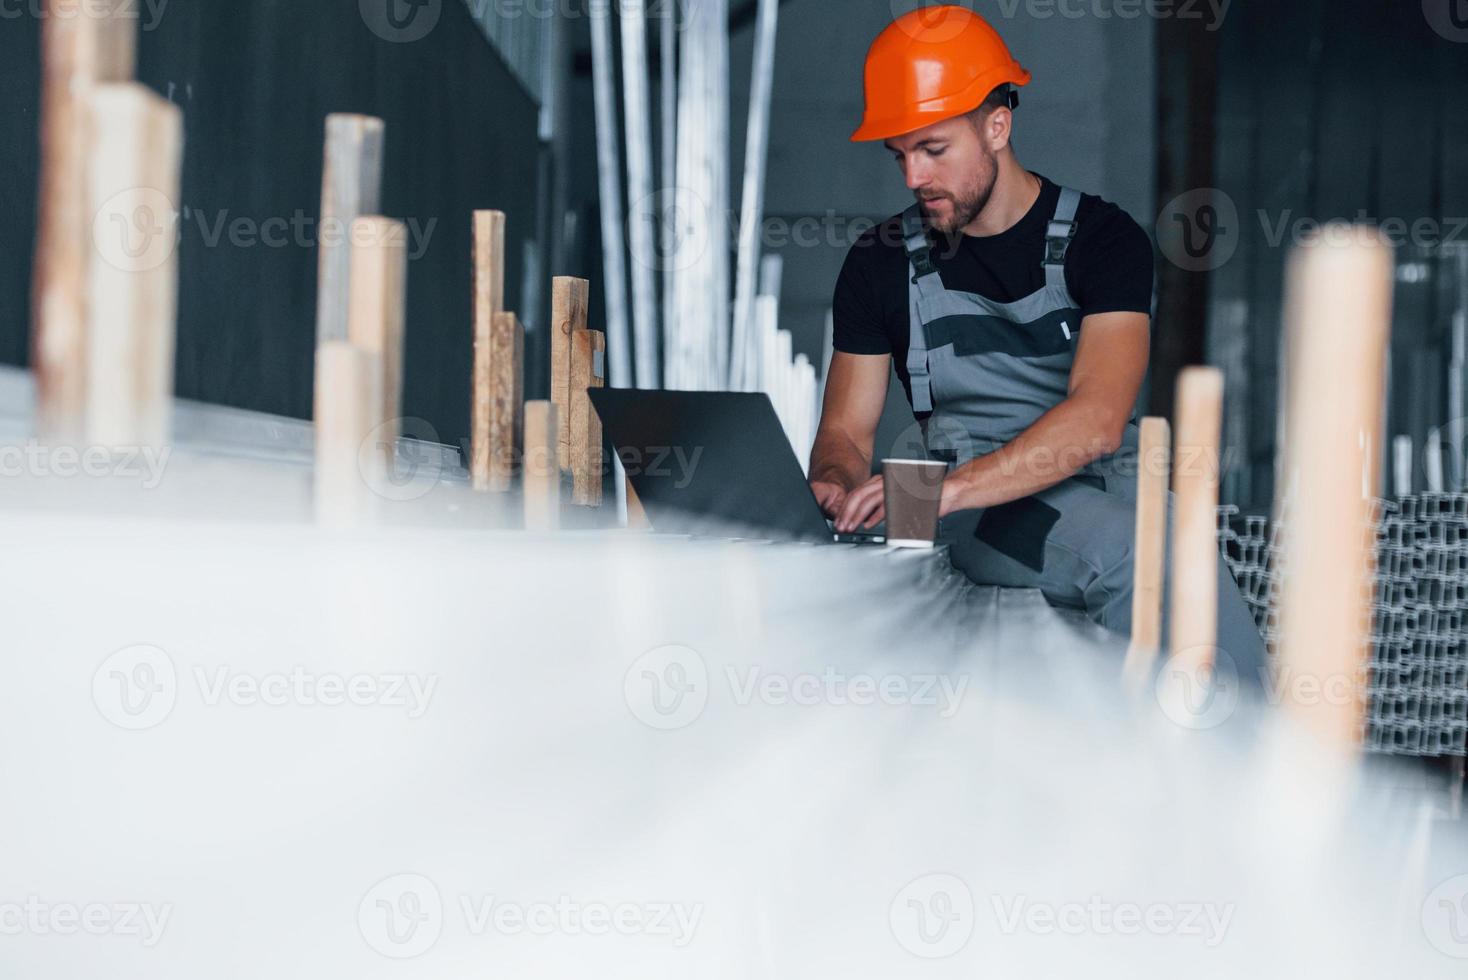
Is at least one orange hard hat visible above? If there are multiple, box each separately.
[851,5,1032,142]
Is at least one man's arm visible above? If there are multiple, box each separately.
[808,351,891,518]
[939,311,1150,514]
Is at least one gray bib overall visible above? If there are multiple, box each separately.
[900,189,1266,685]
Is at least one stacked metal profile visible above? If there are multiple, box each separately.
[1218,498,1468,756]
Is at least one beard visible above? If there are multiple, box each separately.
[918,151,998,235]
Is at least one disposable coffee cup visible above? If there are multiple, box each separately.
[882,459,948,548]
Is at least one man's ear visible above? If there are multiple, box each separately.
[984,107,1013,153]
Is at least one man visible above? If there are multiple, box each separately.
[808,5,1266,680]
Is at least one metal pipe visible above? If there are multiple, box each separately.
[620,0,660,390]
[589,0,634,389]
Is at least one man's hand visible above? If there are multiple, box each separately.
[938,471,977,519]
[810,478,851,519]
[834,474,885,533]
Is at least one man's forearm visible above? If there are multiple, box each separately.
[944,396,1126,512]
[809,427,872,491]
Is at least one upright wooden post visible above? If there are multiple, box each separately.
[551,277,589,473]
[1168,368,1224,680]
[1124,416,1171,685]
[31,2,137,442]
[523,401,560,531]
[315,115,385,348]
[1275,227,1393,750]
[84,83,183,451]
[570,329,607,506]
[347,216,408,471]
[315,340,382,526]
[472,211,506,490]
[480,312,524,492]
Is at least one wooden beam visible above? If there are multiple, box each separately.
[84,83,183,451]
[1275,227,1393,750]
[314,340,382,526]
[1124,416,1171,685]
[523,401,560,531]
[477,312,524,493]
[1168,368,1224,681]
[570,329,607,506]
[315,115,384,349]
[31,2,137,442]
[551,277,589,474]
[471,210,506,490]
[625,479,650,529]
[346,216,408,472]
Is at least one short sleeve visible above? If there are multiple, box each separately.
[1068,205,1155,318]
[832,237,895,356]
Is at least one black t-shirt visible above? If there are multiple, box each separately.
[832,174,1155,415]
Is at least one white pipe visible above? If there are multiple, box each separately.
[729,0,781,392]
[620,0,660,390]
[659,0,677,389]
[589,0,634,389]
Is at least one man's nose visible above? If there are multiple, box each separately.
[904,158,929,191]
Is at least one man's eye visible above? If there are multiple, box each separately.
[928,148,946,157]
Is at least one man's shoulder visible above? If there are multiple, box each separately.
[1067,185,1147,243]
[839,210,914,278]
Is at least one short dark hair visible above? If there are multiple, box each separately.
[977,84,1015,117]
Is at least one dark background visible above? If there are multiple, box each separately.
[1,0,545,452]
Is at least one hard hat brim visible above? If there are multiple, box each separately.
[851,66,1031,143]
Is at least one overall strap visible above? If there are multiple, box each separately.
[1043,187,1081,290]
[900,204,942,413]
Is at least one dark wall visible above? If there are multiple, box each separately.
[1209,0,1468,508]
[1,0,543,450]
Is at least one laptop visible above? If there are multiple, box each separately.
[588,389,885,545]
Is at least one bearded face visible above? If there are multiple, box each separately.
[886,113,1004,236]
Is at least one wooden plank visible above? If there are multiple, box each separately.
[523,400,560,531]
[31,2,137,442]
[346,216,408,471]
[570,328,607,506]
[1123,417,1171,685]
[1275,227,1392,751]
[551,276,589,473]
[314,340,382,526]
[479,312,524,493]
[315,115,385,349]
[471,210,506,490]
[1168,368,1224,680]
[625,478,650,529]
[84,83,183,451]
